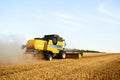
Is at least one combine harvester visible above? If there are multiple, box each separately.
[22,34,83,61]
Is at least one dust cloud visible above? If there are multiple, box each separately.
[0,34,36,64]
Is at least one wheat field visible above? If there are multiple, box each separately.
[0,53,120,80]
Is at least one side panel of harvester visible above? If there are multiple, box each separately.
[34,40,47,50]
[47,40,64,54]
[26,39,64,54]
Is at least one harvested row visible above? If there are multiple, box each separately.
[0,53,120,80]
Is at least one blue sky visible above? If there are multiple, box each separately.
[0,0,120,52]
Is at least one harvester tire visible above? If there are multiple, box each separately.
[80,51,83,57]
[46,54,52,61]
[59,51,66,59]
[52,37,57,45]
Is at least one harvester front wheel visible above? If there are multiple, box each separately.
[59,51,66,59]
[46,54,52,61]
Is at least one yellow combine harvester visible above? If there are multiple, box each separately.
[23,34,83,61]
